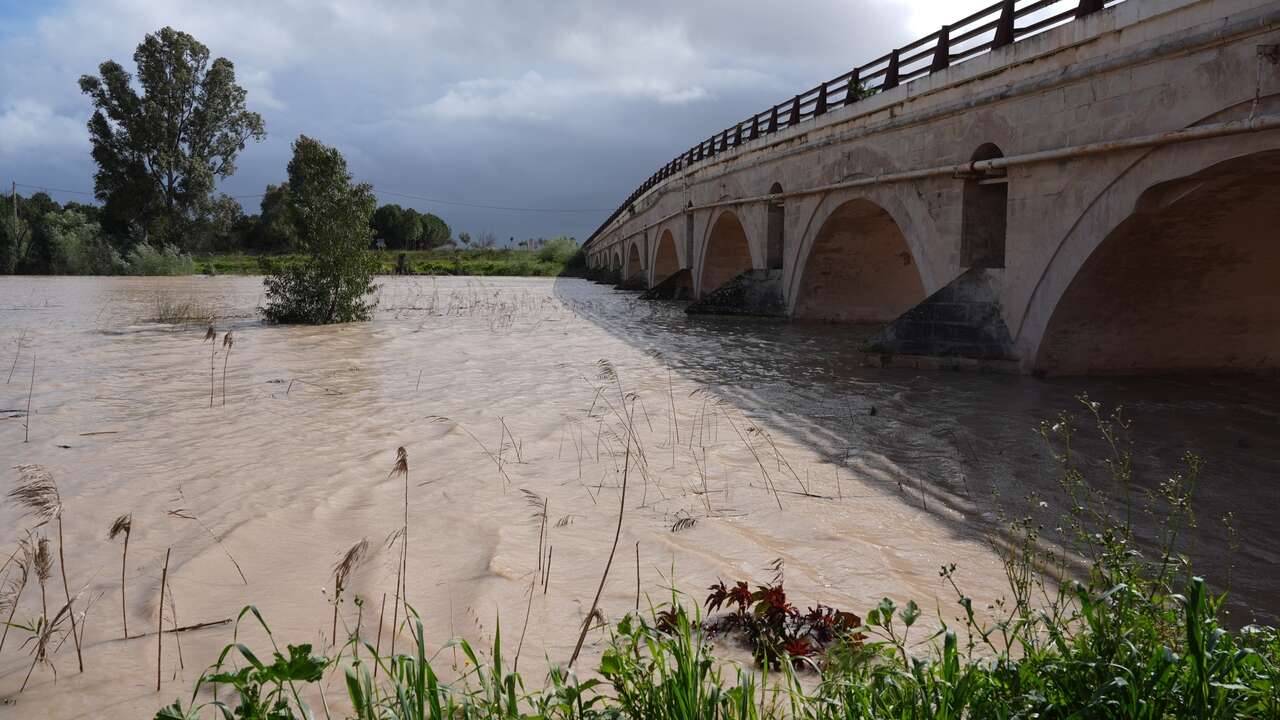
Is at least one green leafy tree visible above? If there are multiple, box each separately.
[198,193,247,252]
[420,213,451,248]
[7,192,62,274]
[261,136,379,324]
[248,183,295,253]
[43,209,123,275]
[371,203,423,250]
[78,27,265,247]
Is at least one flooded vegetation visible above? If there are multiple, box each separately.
[1,275,1278,716]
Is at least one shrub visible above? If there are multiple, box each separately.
[536,236,579,264]
[261,136,379,324]
[125,243,197,276]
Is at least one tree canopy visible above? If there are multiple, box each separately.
[261,136,379,324]
[371,203,451,250]
[78,26,265,246]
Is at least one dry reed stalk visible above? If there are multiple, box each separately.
[23,352,35,443]
[513,543,539,672]
[388,447,409,659]
[634,541,640,611]
[568,405,633,668]
[166,509,247,584]
[165,574,184,672]
[721,409,784,511]
[157,548,170,692]
[204,326,217,408]
[109,514,132,638]
[427,417,511,487]
[543,546,553,594]
[0,542,31,655]
[331,539,369,647]
[221,331,234,406]
[373,592,386,678]
[6,328,26,384]
[8,466,84,671]
[19,590,79,692]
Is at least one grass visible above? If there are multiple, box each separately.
[196,248,585,278]
[145,294,217,325]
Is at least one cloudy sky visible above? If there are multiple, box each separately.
[0,0,991,243]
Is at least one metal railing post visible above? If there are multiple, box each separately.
[883,49,901,90]
[1077,0,1105,15]
[993,0,1016,48]
[845,69,861,105]
[768,106,779,133]
[932,25,951,72]
[815,84,828,116]
[788,95,801,127]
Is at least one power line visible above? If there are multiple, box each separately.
[11,181,610,215]
[13,182,98,198]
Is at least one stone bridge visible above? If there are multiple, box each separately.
[583,0,1280,375]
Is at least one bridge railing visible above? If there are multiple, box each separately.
[588,0,1127,247]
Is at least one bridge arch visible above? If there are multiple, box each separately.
[611,249,622,271]
[697,209,754,298]
[789,195,927,323]
[624,240,645,284]
[651,228,681,286]
[1032,147,1280,375]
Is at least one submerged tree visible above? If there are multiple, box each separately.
[78,27,265,246]
[260,136,379,324]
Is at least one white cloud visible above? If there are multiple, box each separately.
[0,99,86,159]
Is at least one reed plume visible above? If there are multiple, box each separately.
[331,538,369,646]
[109,513,132,638]
[388,447,409,659]
[33,536,51,619]
[8,465,83,672]
[220,331,234,406]
[0,540,32,655]
[203,325,217,408]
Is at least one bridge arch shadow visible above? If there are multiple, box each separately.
[1036,149,1280,375]
[698,210,753,298]
[791,197,926,323]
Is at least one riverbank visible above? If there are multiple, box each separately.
[198,248,585,277]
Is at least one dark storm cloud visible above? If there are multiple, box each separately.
[0,0,988,241]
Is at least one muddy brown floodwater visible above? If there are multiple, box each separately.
[1,275,1277,718]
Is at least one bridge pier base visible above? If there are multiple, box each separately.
[686,270,787,317]
[641,269,695,301]
[868,268,1016,361]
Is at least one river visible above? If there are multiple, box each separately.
[1,275,1277,717]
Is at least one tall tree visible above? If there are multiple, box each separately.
[261,136,379,324]
[248,183,295,253]
[78,27,265,247]
[420,213,451,249]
